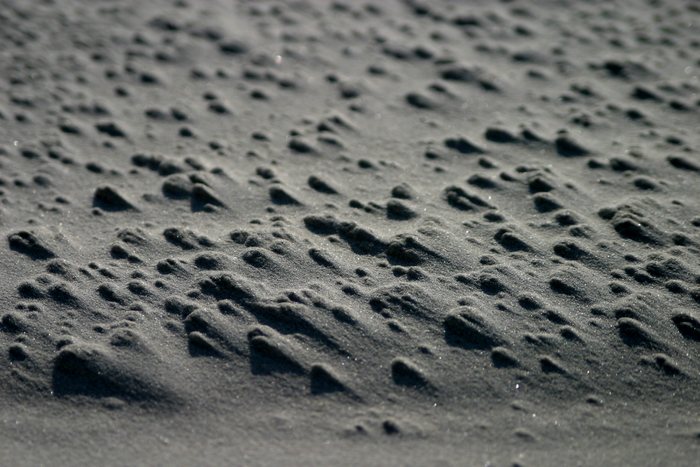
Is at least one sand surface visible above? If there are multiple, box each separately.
[1,0,699,465]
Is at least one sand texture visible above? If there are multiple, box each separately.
[0,0,699,465]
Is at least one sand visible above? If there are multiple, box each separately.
[1,0,699,465]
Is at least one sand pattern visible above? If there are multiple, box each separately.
[0,0,699,464]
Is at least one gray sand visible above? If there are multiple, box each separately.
[0,0,699,465]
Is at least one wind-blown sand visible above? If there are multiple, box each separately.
[1,0,699,465]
